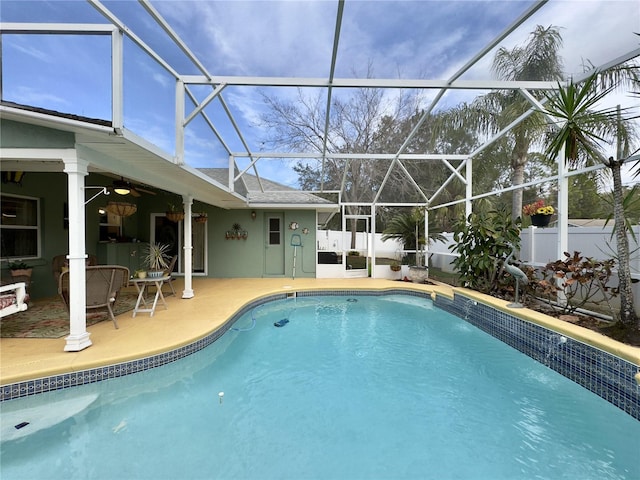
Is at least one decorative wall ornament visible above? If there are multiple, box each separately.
[226,223,248,240]
[302,227,309,235]
[289,221,299,230]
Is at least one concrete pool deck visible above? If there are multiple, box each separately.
[1,278,638,387]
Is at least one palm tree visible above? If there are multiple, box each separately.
[382,208,445,265]
[439,25,564,221]
[541,72,639,328]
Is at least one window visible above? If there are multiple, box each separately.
[268,217,281,245]
[98,208,122,242]
[1,194,40,259]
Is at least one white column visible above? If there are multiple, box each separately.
[465,157,473,218]
[228,155,234,192]
[556,145,568,305]
[424,207,429,269]
[528,225,536,264]
[182,195,194,298]
[175,78,185,165]
[111,28,124,131]
[370,204,376,278]
[63,155,92,352]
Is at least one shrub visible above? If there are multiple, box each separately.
[449,207,522,295]
[531,251,618,316]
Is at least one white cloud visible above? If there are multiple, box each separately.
[11,85,70,108]
[157,0,335,77]
[8,40,51,62]
[3,0,637,188]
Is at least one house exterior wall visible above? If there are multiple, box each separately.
[1,119,75,148]
[1,172,70,299]
[1,119,316,298]
[1,169,318,299]
[207,208,316,278]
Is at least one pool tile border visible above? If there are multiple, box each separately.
[2,289,639,421]
[436,292,640,421]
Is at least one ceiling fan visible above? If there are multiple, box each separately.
[110,178,156,197]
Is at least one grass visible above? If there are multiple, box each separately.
[427,267,460,286]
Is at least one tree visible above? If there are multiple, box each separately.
[260,67,423,247]
[439,25,564,221]
[566,170,608,219]
[381,208,446,265]
[449,207,522,295]
[541,72,639,328]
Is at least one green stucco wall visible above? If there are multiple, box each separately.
[207,209,316,278]
[1,120,75,148]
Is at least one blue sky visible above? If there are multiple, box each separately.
[1,0,639,187]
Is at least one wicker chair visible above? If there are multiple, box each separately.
[163,255,178,296]
[58,265,129,328]
[52,254,98,287]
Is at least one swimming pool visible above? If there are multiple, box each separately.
[1,293,638,479]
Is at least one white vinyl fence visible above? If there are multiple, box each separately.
[428,225,640,309]
[318,226,640,309]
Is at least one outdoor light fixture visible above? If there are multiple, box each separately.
[1,171,25,185]
[251,210,257,220]
[113,180,131,195]
[105,201,137,217]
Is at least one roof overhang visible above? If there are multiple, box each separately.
[0,105,250,209]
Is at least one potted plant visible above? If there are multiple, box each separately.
[194,212,208,223]
[523,199,555,227]
[143,242,170,278]
[408,247,429,283]
[8,261,33,278]
[389,250,402,273]
[230,223,248,240]
[134,269,147,279]
[166,203,185,223]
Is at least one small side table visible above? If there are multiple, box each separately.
[131,275,170,317]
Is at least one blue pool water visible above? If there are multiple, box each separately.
[1,294,638,479]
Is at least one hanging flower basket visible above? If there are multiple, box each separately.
[523,199,554,228]
[530,214,552,228]
[194,214,208,224]
[166,211,185,223]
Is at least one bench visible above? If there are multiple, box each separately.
[0,282,29,318]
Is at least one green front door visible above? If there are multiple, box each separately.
[264,214,285,276]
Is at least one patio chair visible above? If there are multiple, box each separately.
[52,254,98,287]
[58,265,130,329]
[163,255,178,296]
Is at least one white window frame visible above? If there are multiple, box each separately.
[0,193,42,261]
